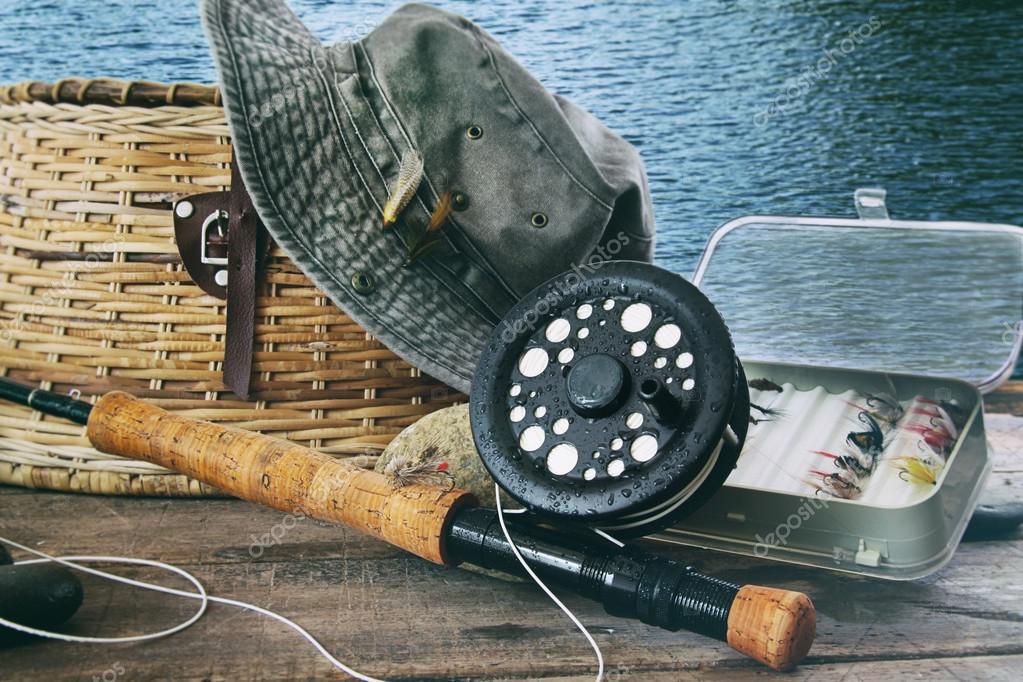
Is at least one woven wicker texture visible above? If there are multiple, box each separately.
[0,79,463,496]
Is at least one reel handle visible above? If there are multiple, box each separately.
[86,391,474,565]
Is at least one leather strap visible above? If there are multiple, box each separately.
[172,158,269,400]
[223,159,268,400]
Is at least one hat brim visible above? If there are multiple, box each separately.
[202,0,502,392]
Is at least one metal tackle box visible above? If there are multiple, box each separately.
[654,189,1023,579]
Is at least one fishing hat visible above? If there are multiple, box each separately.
[201,0,655,392]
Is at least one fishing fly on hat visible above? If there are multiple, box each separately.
[201,0,655,391]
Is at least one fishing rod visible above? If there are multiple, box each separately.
[0,378,814,671]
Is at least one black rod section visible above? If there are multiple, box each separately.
[446,507,738,641]
[0,379,93,425]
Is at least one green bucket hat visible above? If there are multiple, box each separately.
[201,0,655,392]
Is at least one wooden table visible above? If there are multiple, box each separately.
[3,386,1022,681]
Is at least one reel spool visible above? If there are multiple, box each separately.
[470,261,750,537]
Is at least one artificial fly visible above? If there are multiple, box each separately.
[807,469,862,499]
[918,396,966,424]
[865,393,905,427]
[891,456,941,487]
[381,442,455,490]
[749,378,783,393]
[813,449,875,478]
[842,393,904,428]
[402,191,452,267]
[382,149,425,227]
[906,422,955,457]
[908,407,959,440]
[846,411,886,457]
[749,401,785,425]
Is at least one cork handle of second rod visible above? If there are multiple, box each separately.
[86,392,474,565]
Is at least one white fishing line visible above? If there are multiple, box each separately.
[590,528,625,548]
[0,536,383,682]
[494,484,605,682]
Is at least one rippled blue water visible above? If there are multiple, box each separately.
[2,0,1021,377]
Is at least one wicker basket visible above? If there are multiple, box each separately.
[0,78,463,496]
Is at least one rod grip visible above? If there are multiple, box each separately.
[447,508,815,670]
[726,585,815,671]
[86,391,474,564]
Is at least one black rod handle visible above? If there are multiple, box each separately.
[446,507,815,671]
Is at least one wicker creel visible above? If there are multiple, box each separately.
[0,78,462,497]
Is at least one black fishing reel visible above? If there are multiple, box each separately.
[470,261,750,537]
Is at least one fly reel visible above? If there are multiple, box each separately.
[470,261,750,537]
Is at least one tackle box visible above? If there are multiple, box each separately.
[653,189,1023,579]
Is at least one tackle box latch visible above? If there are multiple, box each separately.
[854,187,890,220]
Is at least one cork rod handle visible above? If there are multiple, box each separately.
[86,392,474,565]
[726,585,816,671]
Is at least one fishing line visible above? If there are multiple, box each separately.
[0,536,382,682]
[2,517,607,682]
[495,484,605,682]
[591,528,625,548]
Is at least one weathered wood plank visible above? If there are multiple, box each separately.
[543,655,1023,681]
[1,485,1021,680]
[0,384,1020,679]
[984,381,1023,414]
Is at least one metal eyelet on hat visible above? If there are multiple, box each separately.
[530,212,548,228]
[466,125,483,140]
[351,271,375,294]
[451,192,470,211]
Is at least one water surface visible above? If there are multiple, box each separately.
[2,0,1020,377]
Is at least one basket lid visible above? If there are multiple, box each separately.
[690,188,1023,393]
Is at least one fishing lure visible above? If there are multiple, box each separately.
[749,378,783,393]
[807,469,862,499]
[381,443,455,490]
[813,449,875,478]
[846,412,886,457]
[865,393,905,427]
[403,192,453,267]
[918,397,966,425]
[751,402,785,421]
[382,149,425,227]
[891,456,941,486]
[906,422,955,457]
[426,191,452,232]
[842,393,904,428]
[909,406,959,440]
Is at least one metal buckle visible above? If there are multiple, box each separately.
[200,209,229,266]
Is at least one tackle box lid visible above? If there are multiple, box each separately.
[690,188,1023,393]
